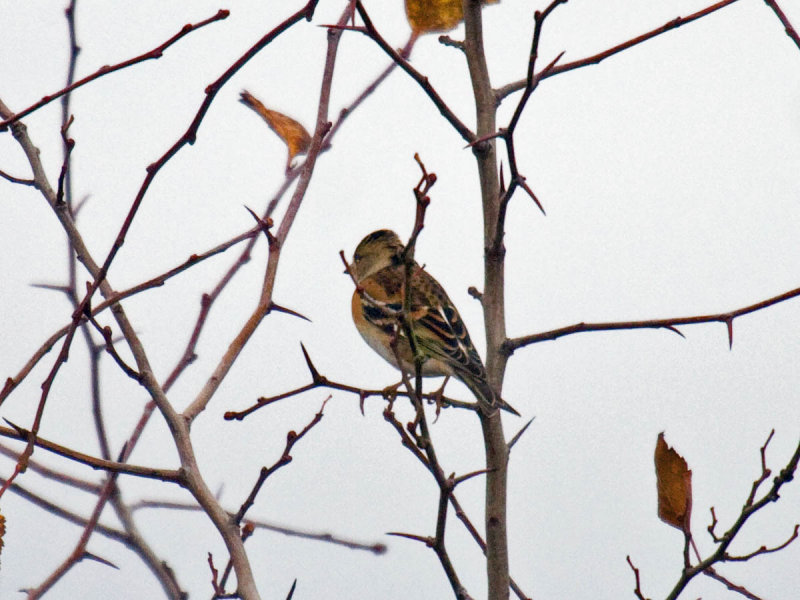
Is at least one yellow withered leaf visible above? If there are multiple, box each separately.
[240,90,312,171]
[405,0,500,34]
[654,432,692,533]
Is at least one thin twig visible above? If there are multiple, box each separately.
[0,228,258,405]
[504,284,800,354]
[496,0,744,101]
[0,10,230,130]
[762,0,800,50]
[224,342,474,420]
[0,425,180,482]
[663,434,800,600]
[233,398,328,526]
[349,1,476,144]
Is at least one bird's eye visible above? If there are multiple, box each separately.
[353,253,361,262]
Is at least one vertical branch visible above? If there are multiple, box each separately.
[59,1,113,464]
[183,4,345,423]
[462,2,510,600]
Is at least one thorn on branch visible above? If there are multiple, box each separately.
[540,50,565,78]
[664,325,685,339]
[453,468,490,487]
[285,579,298,600]
[269,302,311,322]
[30,283,72,294]
[508,417,535,451]
[72,194,91,216]
[244,205,277,249]
[463,129,505,150]
[725,317,734,349]
[518,176,545,215]
[81,551,119,569]
[300,343,322,383]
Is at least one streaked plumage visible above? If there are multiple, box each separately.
[349,229,519,416]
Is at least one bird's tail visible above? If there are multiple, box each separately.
[461,375,520,416]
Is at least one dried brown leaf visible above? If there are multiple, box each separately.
[405,0,499,34]
[654,432,692,533]
[240,90,311,171]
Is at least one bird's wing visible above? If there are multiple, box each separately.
[409,268,487,382]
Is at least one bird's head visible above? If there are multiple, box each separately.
[350,229,404,282]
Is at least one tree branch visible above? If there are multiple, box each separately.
[504,284,800,354]
[496,0,743,101]
[0,10,230,130]
[762,0,800,50]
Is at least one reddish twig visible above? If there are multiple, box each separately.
[348,1,476,144]
[0,168,35,186]
[725,524,799,561]
[207,553,224,596]
[496,0,744,101]
[547,0,743,79]
[746,429,775,506]
[86,317,141,381]
[0,10,230,130]
[402,153,436,263]
[232,398,329,526]
[626,555,650,600]
[702,567,764,600]
[762,0,800,50]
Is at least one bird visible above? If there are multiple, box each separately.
[349,229,519,416]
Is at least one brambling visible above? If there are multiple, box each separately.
[349,229,519,416]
